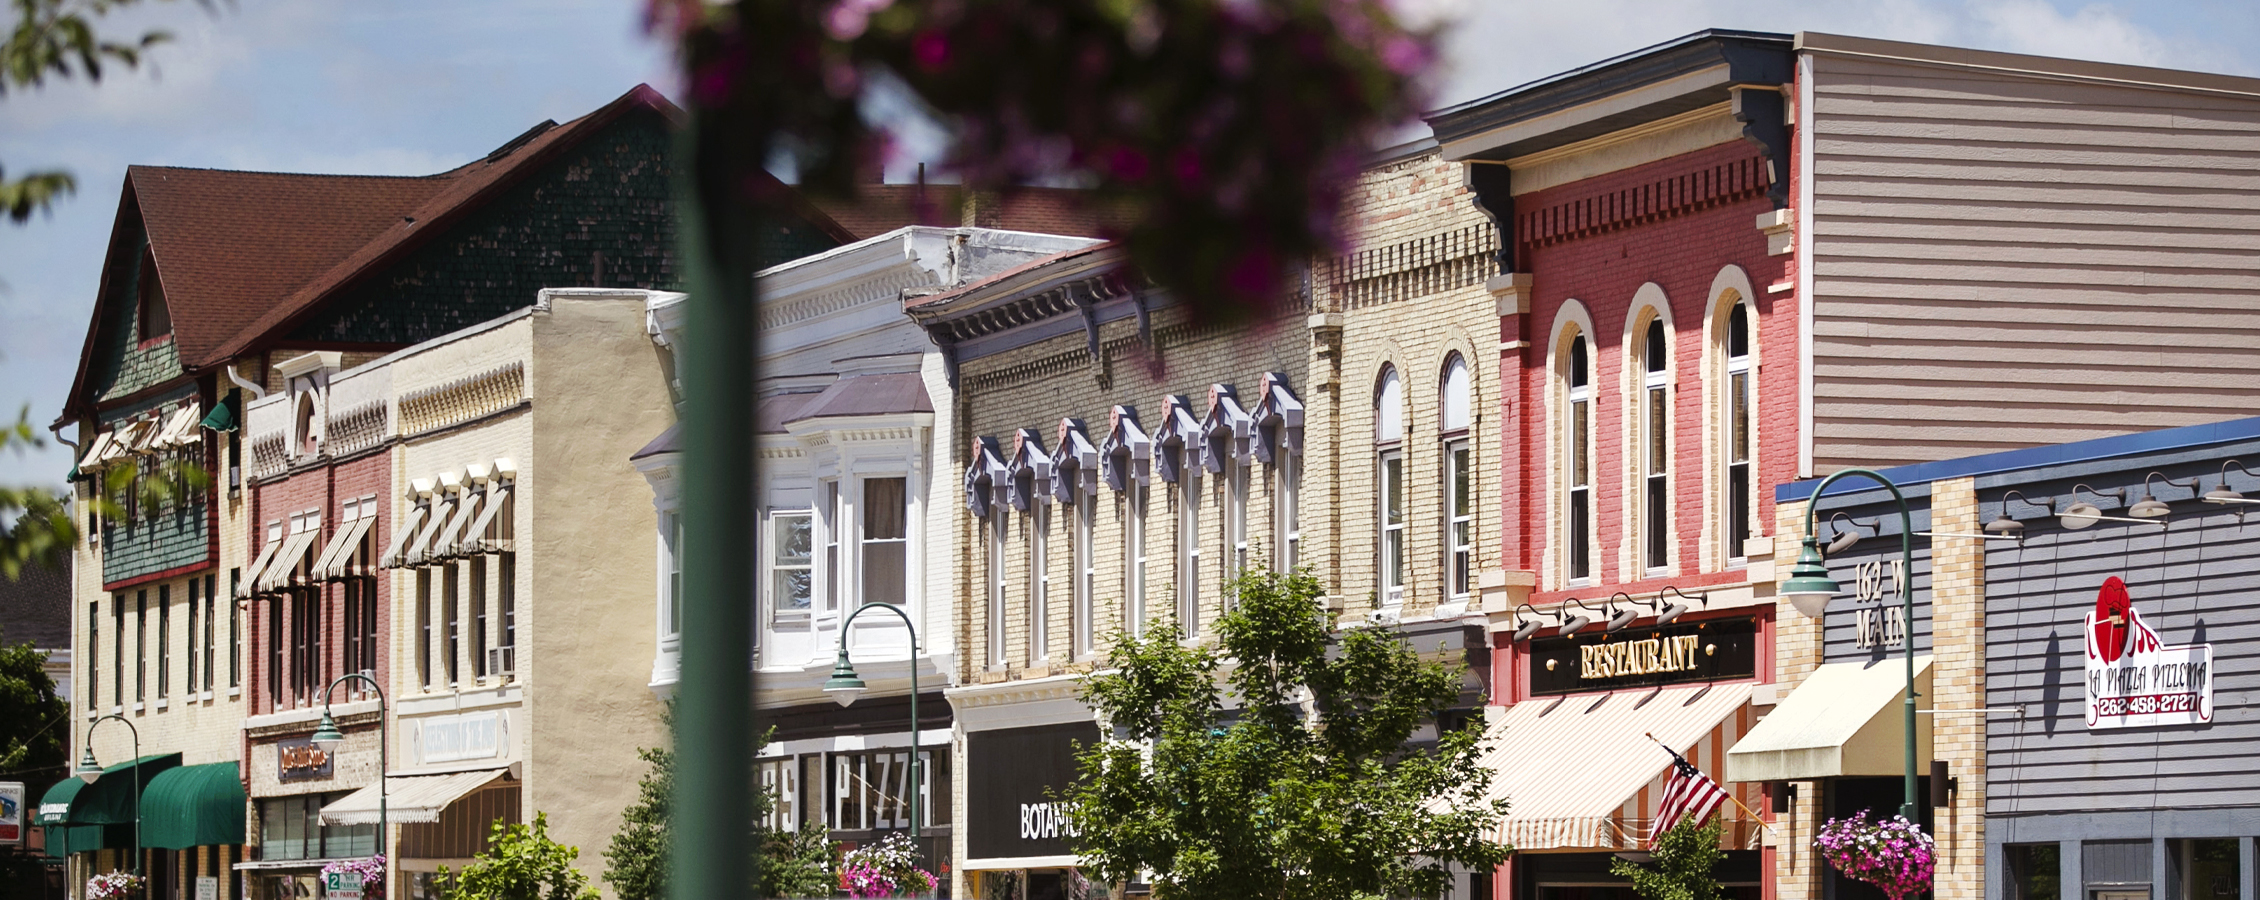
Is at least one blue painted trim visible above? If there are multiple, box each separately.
[1776,416,2260,503]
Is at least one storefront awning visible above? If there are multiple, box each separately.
[433,491,483,558]
[380,505,429,569]
[313,516,377,581]
[1470,683,1758,851]
[321,769,510,826]
[254,529,321,593]
[141,761,247,849]
[1725,656,1933,783]
[64,753,182,825]
[237,536,283,600]
[36,777,82,826]
[403,497,455,567]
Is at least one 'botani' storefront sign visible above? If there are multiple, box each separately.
[2086,577,2213,729]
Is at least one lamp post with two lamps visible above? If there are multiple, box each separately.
[73,714,143,883]
[820,601,926,842]
[309,673,389,867]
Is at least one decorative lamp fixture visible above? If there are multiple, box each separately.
[1825,513,1874,555]
[1986,490,2052,537]
[2205,460,2260,506]
[1656,586,1706,625]
[821,649,869,707]
[1604,593,1639,632]
[1781,537,1839,619]
[1509,604,1548,643]
[2129,472,2197,518]
[2060,483,2158,530]
[73,747,103,784]
[310,712,347,752]
[1558,599,1599,637]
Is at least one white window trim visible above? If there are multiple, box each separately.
[1640,311,1673,577]
[1722,300,1755,566]
[856,474,911,608]
[1273,450,1300,573]
[1073,490,1096,659]
[1379,447,1405,608]
[988,506,1008,669]
[1125,480,1149,639]
[1177,470,1202,636]
[1445,439,1472,604]
[1029,499,1050,664]
[1564,331,1594,586]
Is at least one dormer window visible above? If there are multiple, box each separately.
[137,247,171,342]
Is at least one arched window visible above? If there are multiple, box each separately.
[1375,366,1405,608]
[1439,355,1473,602]
[1640,318,1671,573]
[295,393,317,456]
[1563,332,1592,583]
[1722,298,1754,562]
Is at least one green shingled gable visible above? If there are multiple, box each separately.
[88,223,185,404]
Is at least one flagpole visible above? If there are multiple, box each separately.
[1643,732,1774,835]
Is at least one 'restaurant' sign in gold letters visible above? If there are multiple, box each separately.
[1580,634,1705,680]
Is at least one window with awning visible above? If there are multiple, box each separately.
[1725,656,1934,783]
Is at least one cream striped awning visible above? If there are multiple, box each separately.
[1470,682,1761,852]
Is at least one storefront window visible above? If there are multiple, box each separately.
[257,793,376,861]
[2176,839,2240,900]
[2007,843,2061,900]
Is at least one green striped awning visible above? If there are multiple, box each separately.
[141,762,246,849]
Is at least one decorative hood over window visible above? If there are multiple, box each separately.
[1051,418,1100,502]
[965,435,1009,516]
[1201,384,1253,473]
[1100,406,1151,492]
[1152,395,1204,485]
[1006,428,1051,512]
[1251,373,1305,463]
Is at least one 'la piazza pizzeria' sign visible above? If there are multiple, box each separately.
[2085,577,2213,730]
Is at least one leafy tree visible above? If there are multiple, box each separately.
[3,0,184,221]
[1609,819,1725,900]
[0,628,70,897]
[1067,567,1509,900]
[445,813,599,900]
[604,714,832,900]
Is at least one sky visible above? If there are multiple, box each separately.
[3,0,2256,487]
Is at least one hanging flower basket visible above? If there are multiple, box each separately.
[1814,812,1935,900]
[86,871,147,900]
[839,833,937,899]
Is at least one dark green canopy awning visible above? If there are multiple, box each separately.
[199,391,240,433]
[71,753,180,825]
[141,762,245,849]
[42,823,129,859]
[35,778,83,825]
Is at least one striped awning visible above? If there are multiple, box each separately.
[321,769,509,826]
[1470,682,1760,852]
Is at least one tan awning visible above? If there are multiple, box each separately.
[77,431,116,470]
[433,491,483,558]
[235,537,284,599]
[1469,682,1760,851]
[320,769,510,826]
[465,486,511,553]
[380,505,428,569]
[151,406,200,449]
[404,497,455,567]
[254,529,320,593]
[1726,656,1933,783]
[313,516,377,581]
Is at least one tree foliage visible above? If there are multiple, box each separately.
[603,715,833,900]
[1,630,73,897]
[1609,819,1724,900]
[1067,567,1508,900]
[445,813,600,900]
[655,0,1434,323]
[3,0,189,221]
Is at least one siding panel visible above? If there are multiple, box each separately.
[1808,53,2260,469]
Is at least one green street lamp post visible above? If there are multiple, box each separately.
[1780,467,1921,821]
[74,714,142,883]
[821,602,924,841]
[310,673,389,869]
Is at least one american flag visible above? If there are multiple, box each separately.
[1648,743,1730,845]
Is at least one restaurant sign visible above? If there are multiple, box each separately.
[2086,577,2212,730]
[1525,616,1757,696]
[278,736,335,782]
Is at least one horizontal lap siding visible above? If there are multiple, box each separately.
[1984,503,2260,814]
[1808,54,2260,470]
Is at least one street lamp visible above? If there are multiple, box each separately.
[1780,467,1921,821]
[821,602,923,840]
[310,673,388,869]
[77,714,143,878]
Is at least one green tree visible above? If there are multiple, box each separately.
[1067,567,1509,900]
[0,627,70,897]
[3,0,183,221]
[603,717,834,900]
[445,813,599,900]
[1609,819,1725,900]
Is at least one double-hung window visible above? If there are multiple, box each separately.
[1642,319,1671,573]
[1073,489,1095,657]
[1125,479,1149,637]
[1565,334,1593,583]
[861,477,907,606]
[771,511,815,619]
[157,584,171,700]
[186,579,198,696]
[988,507,1008,667]
[416,569,433,689]
[1441,357,1472,603]
[1176,467,1202,634]
[1222,457,1248,604]
[1723,302,1754,563]
[818,480,841,618]
[1028,496,1050,664]
[1376,366,1405,608]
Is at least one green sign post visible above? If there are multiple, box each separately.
[324,871,364,900]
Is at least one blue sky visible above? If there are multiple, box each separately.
[3,0,2255,487]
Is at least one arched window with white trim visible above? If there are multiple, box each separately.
[1720,296,1754,563]
[1561,330,1593,583]
[1375,365,1405,608]
[1439,355,1473,603]
[1639,317,1671,573]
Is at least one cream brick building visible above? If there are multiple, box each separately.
[904,144,1505,899]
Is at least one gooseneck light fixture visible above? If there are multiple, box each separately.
[2129,472,2199,518]
[2060,483,2161,530]
[1780,468,1921,820]
[1824,513,1875,555]
[1557,598,1602,637]
[821,601,926,840]
[1604,593,1641,633]
[1655,586,1707,625]
[1509,604,1550,643]
[1984,490,2054,538]
[2205,460,2260,506]
[76,714,142,877]
[310,671,388,866]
